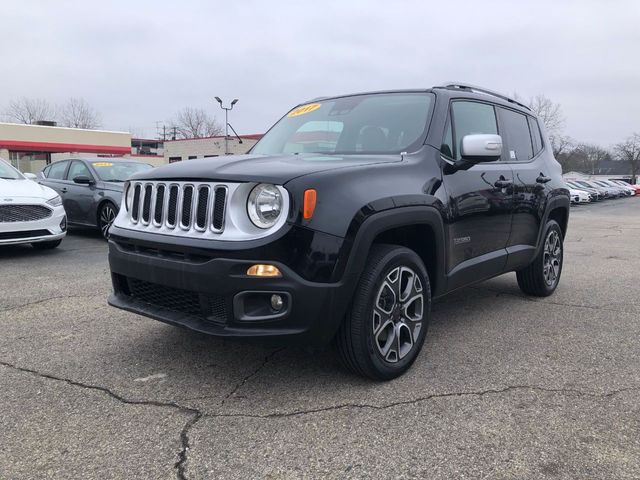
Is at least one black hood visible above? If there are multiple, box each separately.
[130,153,401,184]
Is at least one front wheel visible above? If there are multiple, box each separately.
[98,202,117,239]
[336,244,431,380]
[516,220,563,296]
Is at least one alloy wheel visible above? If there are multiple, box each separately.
[372,266,424,363]
[100,204,117,238]
[543,230,562,287]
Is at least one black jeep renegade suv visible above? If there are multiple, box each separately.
[107,84,569,380]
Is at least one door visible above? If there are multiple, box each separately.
[64,160,97,225]
[39,160,70,196]
[498,109,548,264]
[440,100,514,290]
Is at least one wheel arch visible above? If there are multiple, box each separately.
[337,206,447,298]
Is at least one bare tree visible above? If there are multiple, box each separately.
[58,98,102,129]
[4,97,55,124]
[614,133,640,183]
[169,107,223,139]
[527,94,565,137]
[575,143,609,175]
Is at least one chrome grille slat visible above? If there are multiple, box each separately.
[212,186,227,232]
[195,186,209,231]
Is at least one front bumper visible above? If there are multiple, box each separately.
[107,236,350,345]
[0,206,67,245]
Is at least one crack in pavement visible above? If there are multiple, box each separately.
[0,360,201,480]
[468,286,637,313]
[3,359,639,478]
[0,294,105,314]
[204,384,640,420]
[220,348,286,406]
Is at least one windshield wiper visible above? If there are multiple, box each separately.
[0,176,17,180]
[103,179,124,182]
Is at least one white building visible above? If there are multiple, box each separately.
[163,134,262,163]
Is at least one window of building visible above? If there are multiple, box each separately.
[204,155,219,158]
[169,157,182,163]
[188,156,197,160]
[451,101,498,160]
[498,108,534,161]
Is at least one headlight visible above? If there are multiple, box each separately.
[247,183,283,229]
[46,195,62,207]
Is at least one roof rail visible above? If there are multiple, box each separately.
[436,82,530,111]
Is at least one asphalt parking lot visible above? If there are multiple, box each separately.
[1,199,639,479]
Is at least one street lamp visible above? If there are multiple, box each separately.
[215,96,239,155]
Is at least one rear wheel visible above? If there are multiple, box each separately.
[32,239,62,250]
[517,220,563,296]
[99,201,117,239]
[336,244,431,380]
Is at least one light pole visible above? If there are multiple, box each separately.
[214,97,238,155]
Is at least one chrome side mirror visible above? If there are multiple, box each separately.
[461,134,502,162]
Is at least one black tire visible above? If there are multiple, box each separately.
[336,244,431,380]
[98,201,118,239]
[516,220,563,297]
[32,239,62,250]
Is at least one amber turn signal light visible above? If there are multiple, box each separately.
[303,189,317,220]
[246,264,282,277]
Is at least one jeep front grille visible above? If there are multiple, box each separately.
[128,181,228,234]
[0,204,52,223]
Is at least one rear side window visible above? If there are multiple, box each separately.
[528,116,544,154]
[498,108,534,162]
[47,161,68,180]
[451,101,498,160]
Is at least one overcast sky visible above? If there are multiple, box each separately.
[1,0,638,146]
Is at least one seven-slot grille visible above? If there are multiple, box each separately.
[129,182,228,233]
[0,204,52,223]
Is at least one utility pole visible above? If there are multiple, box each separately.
[214,97,238,155]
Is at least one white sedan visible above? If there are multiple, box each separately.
[0,158,67,249]
[569,188,591,204]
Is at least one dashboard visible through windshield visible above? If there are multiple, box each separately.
[251,93,433,157]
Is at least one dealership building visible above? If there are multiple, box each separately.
[0,122,262,173]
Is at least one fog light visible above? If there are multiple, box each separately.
[60,216,67,232]
[247,264,282,277]
[271,294,284,311]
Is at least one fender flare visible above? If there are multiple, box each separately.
[335,205,447,297]
[534,194,570,257]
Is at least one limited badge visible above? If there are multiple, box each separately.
[287,103,321,117]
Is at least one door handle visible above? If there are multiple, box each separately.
[536,173,551,184]
[60,188,68,193]
[494,179,512,189]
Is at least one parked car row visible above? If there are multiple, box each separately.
[564,177,639,205]
[0,157,152,249]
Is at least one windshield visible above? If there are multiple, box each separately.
[91,161,152,182]
[252,93,433,156]
[0,158,24,180]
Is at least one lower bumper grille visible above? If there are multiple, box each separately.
[0,229,52,240]
[124,277,228,325]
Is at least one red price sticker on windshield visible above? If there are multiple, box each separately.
[287,103,321,117]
